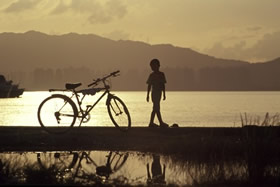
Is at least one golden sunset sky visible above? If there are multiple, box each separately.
[0,0,279,62]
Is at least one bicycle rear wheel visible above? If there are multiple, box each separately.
[37,94,78,134]
[37,151,79,170]
[107,95,131,131]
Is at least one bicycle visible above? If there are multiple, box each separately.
[37,151,129,184]
[37,70,131,134]
[72,151,129,182]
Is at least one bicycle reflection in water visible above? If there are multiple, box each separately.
[37,151,129,184]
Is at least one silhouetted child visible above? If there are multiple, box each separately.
[146,154,166,185]
[146,59,169,128]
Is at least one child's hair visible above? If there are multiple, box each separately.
[150,59,160,67]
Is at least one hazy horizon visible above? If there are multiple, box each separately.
[1,1,280,91]
[0,30,280,91]
[1,0,280,63]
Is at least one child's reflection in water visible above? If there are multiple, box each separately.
[147,154,166,185]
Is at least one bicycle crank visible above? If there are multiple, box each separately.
[78,112,91,123]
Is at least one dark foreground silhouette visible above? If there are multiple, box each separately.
[146,59,169,128]
[1,148,280,186]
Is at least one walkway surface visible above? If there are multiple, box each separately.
[0,126,278,153]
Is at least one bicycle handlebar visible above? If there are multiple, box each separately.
[110,70,120,76]
[88,70,120,87]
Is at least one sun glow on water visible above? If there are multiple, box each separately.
[0,91,280,127]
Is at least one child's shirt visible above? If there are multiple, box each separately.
[146,71,166,92]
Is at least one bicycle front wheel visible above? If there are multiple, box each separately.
[37,94,78,134]
[109,152,129,172]
[107,96,131,131]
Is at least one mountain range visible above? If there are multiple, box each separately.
[0,31,279,91]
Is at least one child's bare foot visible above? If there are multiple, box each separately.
[160,122,169,128]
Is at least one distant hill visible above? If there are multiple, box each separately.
[0,30,248,71]
[0,31,279,91]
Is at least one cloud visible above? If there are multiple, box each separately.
[4,0,42,13]
[105,0,127,19]
[204,31,280,62]
[51,0,100,14]
[51,0,127,24]
[87,0,127,24]
[205,41,247,61]
[247,31,280,61]
[247,26,262,32]
[50,0,68,15]
[103,30,130,41]
[1,0,128,24]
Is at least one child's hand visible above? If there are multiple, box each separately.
[146,96,149,102]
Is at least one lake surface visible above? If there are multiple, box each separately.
[0,91,279,127]
[1,151,187,185]
[0,150,253,186]
[1,149,279,186]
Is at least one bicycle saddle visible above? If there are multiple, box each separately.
[65,83,82,90]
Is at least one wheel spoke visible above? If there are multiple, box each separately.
[38,95,78,134]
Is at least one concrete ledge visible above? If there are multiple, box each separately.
[0,126,279,153]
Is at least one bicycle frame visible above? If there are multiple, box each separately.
[72,151,128,181]
[76,89,114,125]
[50,78,115,126]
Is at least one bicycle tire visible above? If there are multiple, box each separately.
[37,94,78,134]
[37,152,79,170]
[107,96,131,131]
[109,152,129,172]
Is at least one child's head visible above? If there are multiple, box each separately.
[150,59,160,72]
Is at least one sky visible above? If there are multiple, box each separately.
[0,0,280,62]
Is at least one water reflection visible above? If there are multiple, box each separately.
[36,151,129,185]
[0,150,280,186]
[146,154,166,185]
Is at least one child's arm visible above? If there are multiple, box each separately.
[162,84,166,100]
[146,84,151,102]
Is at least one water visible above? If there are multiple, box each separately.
[1,150,279,186]
[0,91,279,127]
[0,150,250,186]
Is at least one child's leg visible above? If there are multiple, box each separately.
[150,91,161,125]
[153,101,163,124]
[149,101,159,125]
[156,110,163,124]
[151,92,168,127]
[149,111,156,124]
[155,102,168,127]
